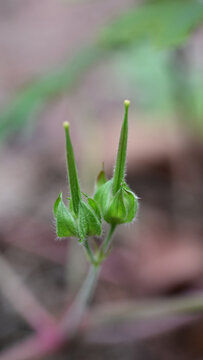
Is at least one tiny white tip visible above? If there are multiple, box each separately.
[63,121,69,129]
[124,99,130,107]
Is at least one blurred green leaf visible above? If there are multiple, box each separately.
[99,1,203,49]
[0,0,203,142]
[0,46,103,142]
[180,67,203,131]
[113,43,174,113]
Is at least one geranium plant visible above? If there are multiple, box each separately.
[54,100,138,269]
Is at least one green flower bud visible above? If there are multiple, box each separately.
[54,193,102,241]
[54,122,102,241]
[94,180,138,224]
[94,100,139,225]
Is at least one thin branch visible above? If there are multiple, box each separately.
[86,293,203,328]
[0,330,63,360]
[0,255,56,331]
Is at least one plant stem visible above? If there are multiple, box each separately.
[0,262,101,360]
[84,240,97,266]
[0,291,202,360]
[60,264,100,337]
[0,229,118,360]
[98,224,116,263]
[60,225,117,335]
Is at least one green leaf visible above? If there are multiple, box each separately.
[54,193,78,238]
[0,45,104,144]
[99,1,203,49]
[2,1,203,144]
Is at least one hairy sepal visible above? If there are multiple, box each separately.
[54,193,78,238]
[78,200,102,242]
[54,193,102,241]
[94,180,138,225]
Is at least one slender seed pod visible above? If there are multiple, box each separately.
[54,123,102,241]
[63,122,81,215]
[112,100,130,195]
[94,100,139,225]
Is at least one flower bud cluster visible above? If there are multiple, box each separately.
[54,100,138,245]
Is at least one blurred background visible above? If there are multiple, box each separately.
[0,0,203,359]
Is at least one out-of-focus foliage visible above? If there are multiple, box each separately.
[0,46,102,142]
[188,69,203,125]
[113,44,174,113]
[99,1,203,48]
[113,43,203,128]
[0,0,203,142]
